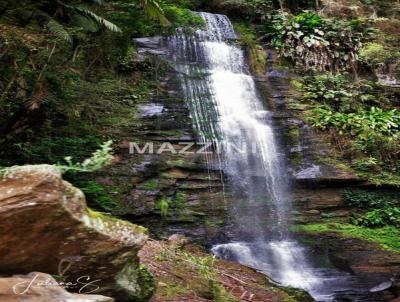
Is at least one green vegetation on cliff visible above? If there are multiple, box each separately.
[0,0,202,166]
[244,0,400,185]
[292,223,400,252]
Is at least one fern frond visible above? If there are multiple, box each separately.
[71,14,101,32]
[136,0,170,26]
[46,18,72,43]
[63,4,122,32]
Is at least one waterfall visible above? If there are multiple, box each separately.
[166,12,376,302]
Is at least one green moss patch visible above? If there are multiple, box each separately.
[292,223,400,252]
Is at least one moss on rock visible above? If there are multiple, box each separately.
[292,222,400,253]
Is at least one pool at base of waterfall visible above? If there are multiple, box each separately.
[212,241,387,302]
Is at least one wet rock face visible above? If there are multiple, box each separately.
[296,232,400,301]
[92,56,232,245]
[133,37,167,56]
[0,165,150,301]
[0,272,114,302]
[257,49,363,187]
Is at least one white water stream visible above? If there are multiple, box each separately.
[167,12,379,302]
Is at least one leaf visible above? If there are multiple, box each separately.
[71,14,100,32]
[62,3,122,32]
[136,0,170,26]
[46,19,72,43]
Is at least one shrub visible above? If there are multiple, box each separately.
[301,72,399,169]
[351,157,378,172]
[359,42,400,76]
[353,207,400,228]
[308,106,400,136]
[299,73,378,111]
[213,0,274,21]
[308,106,400,164]
[263,12,374,71]
[0,140,114,176]
[342,189,398,209]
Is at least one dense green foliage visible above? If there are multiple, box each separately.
[353,207,400,228]
[297,74,383,111]
[231,0,400,186]
[1,2,399,300]
[343,189,398,209]
[296,72,400,176]
[293,223,400,252]
[359,42,400,78]
[342,189,400,228]
[309,106,400,148]
[263,12,374,71]
[0,0,202,166]
[214,0,274,21]
[0,140,114,173]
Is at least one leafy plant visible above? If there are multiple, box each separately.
[263,12,374,71]
[309,106,400,135]
[359,42,400,78]
[308,105,400,164]
[342,189,398,209]
[182,252,217,280]
[217,0,274,21]
[170,191,186,209]
[57,140,114,173]
[158,197,170,217]
[0,141,114,179]
[156,192,187,217]
[351,157,378,172]
[353,207,400,228]
[299,73,378,111]
[300,72,399,171]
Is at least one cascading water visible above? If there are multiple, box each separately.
[166,12,382,302]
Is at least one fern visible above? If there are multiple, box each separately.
[136,0,170,26]
[71,14,101,32]
[58,140,114,173]
[158,197,170,217]
[62,3,122,33]
[46,18,72,43]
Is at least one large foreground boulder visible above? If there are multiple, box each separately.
[0,272,113,302]
[0,165,152,301]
